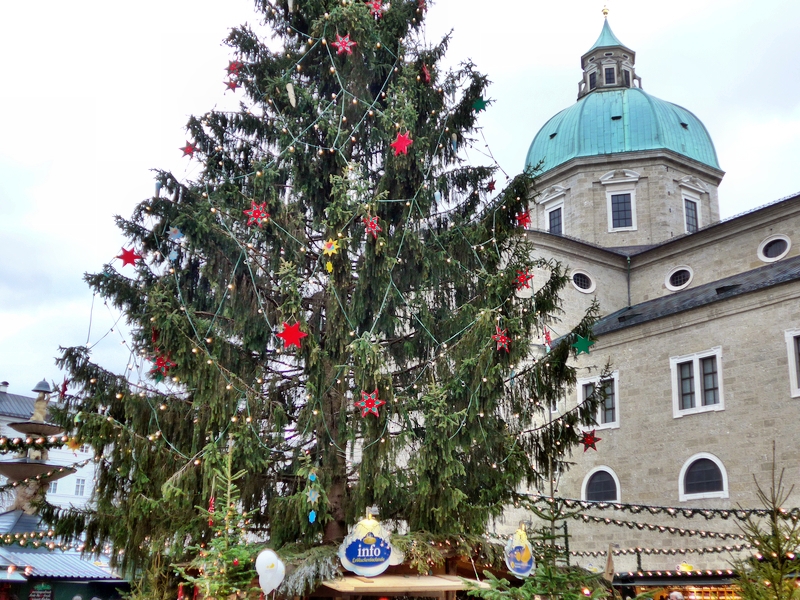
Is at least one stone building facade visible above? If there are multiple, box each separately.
[503,16,800,586]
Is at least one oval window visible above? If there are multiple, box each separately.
[758,235,791,263]
[665,266,693,291]
[571,270,596,294]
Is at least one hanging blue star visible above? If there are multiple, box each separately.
[309,473,317,482]
[168,250,178,262]
[309,510,317,523]
[168,227,184,241]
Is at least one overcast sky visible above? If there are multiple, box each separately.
[1,0,798,392]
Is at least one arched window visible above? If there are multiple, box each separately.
[679,453,728,501]
[582,467,620,502]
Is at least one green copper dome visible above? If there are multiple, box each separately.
[526,87,721,175]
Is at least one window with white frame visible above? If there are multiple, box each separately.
[582,467,620,502]
[670,347,724,418]
[74,478,86,496]
[601,170,639,232]
[578,372,619,429]
[679,453,728,501]
[48,481,58,494]
[589,71,597,90]
[604,66,616,85]
[786,329,800,398]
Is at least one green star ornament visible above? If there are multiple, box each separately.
[472,96,488,112]
[571,334,595,355]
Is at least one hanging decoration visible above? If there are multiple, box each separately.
[354,388,385,417]
[255,549,286,594]
[325,261,334,273]
[390,131,413,156]
[421,63,431,84]
[504,524,535,578]
[515,269,533,291]
[276,321,308,349]
[167,227,184,241]
[338,514,404,577]
[117,248,143,267]
[487,180,496,192]
[571,334,595,355]
[580,429,601,452]
[208,496,215,526]
[225,80,240,91]
[363,215,382,239]
[323,238,339,256]
[450,132,458,152]
[244,202,270,227]
[492,326,511,353]
[366,0,383,17]
[286,82,297,107]
[180,141,197,157]
[515,211,531,229]
[150,353,176,381]
[332,34,357,55]
[472,96,488,112]
[543,327,552,352]
[226,61,243,76]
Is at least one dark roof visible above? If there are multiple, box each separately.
[0,393,34,420]
[594,254,800,335]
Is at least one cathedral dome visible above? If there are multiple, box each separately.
[525,18,720,177]
[525,87,720,176]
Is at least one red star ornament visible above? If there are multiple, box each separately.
[366,0,383,17]
[332,33,357,55]
[421,63,431,84]
[151,353,176,376]
[580,429,602,452]
[355,388,385,417]
[390,132,413,156]
[226,60,243,75]
[276,321,308,349]
[487,180,496,192]
[516,211,531,229]
[515,269,533,290]
[224,79,239,91]
[363,215,382,239]
[243,202,270,227]
[117,247,143,267]
[492,326,511,353]
[180,141,198,157]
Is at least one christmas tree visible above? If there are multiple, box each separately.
[733,446,800,600]
[47,0,606,587]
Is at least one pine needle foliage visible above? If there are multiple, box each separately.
[733,446,800,600]
[45,0,605,580]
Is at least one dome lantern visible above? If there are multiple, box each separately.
[578,19,641,100]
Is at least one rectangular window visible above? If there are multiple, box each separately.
[589,72,597,90]
[623,69,631,87]
[611,193,633,228]
[548,206,563,235]
[785,330,800,398]
[605,67,615,84]
[75,478,86,496]
[670,347,724,417]
[48,481,58,494]
[578,373,619,429]
[679,361,695,410]
[80,444,91,454]
[685,199,699,233]
[701,356,719,405]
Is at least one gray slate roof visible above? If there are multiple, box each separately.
[594,253,800,335]
[0,510,47,534]
[0,392,34,420]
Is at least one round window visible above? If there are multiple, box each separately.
[757,234,791,263]
[571,270,596,294]
[665,266,693,291]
